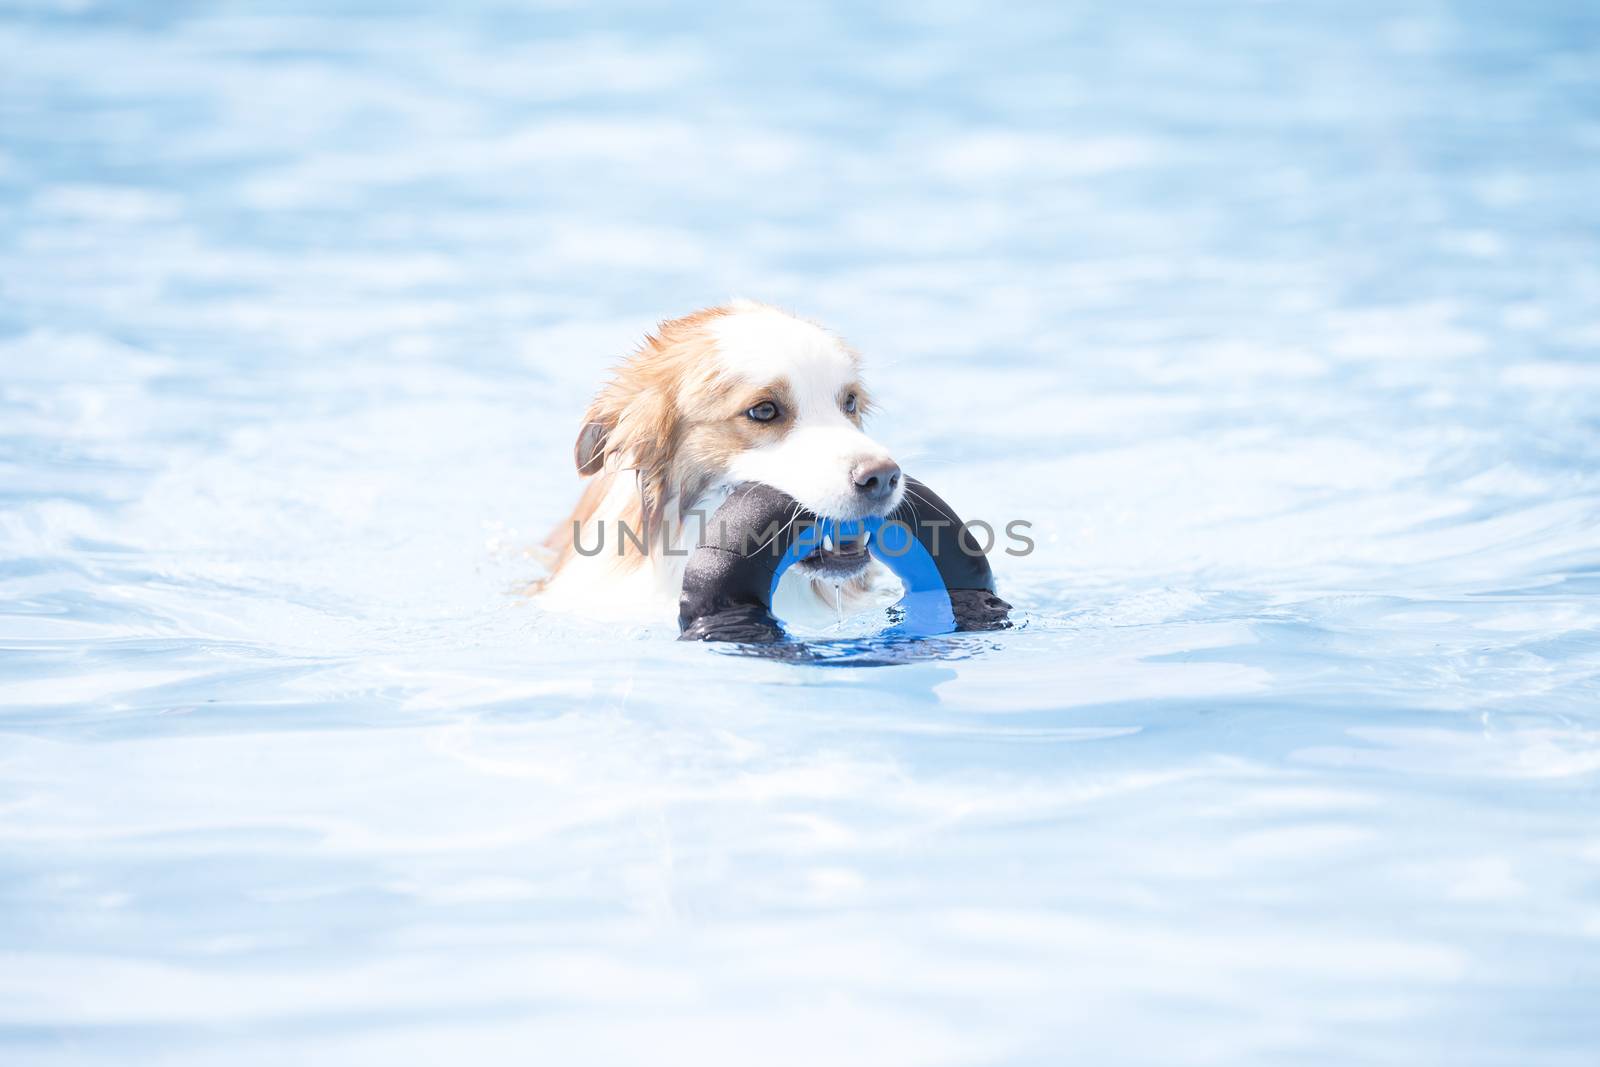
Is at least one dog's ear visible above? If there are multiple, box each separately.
[574,387,632,476]
[573,382,677,538]
[574,417,611,476]
[572,386,674,483]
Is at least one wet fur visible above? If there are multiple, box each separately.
[537,301,898,619]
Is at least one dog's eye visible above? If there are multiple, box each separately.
[746,401,780,423]
[842,393,858,416]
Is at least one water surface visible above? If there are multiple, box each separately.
[2,1,1599,1064]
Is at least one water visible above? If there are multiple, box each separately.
[3,1,1599,1063]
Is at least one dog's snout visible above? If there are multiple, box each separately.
[852,458,901,501]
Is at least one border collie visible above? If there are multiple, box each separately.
[536,300,905,623]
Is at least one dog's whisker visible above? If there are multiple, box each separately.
[904,485,938,515]
[754,501,805,555]
[540,301,911,629]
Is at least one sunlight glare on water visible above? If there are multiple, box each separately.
[2,1,1599,1064]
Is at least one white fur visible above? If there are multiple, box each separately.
[713,304,904,521]
[535,473,667,616]
[541,302,905,625]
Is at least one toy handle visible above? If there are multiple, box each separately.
[871,477,1010,635]
[677,477,1011,643]
[677,482,796,642]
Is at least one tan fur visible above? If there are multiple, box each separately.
[571,307,729,548]
[542,302,881,606]
[535,469,637,581]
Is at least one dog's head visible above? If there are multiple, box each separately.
[575,301,902,580]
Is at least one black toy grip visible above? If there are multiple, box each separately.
[677,477,1011,642]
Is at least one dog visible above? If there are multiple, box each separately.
[536,300,906,624]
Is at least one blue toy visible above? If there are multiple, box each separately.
[678,476,1011,642]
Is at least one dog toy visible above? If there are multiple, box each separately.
[678,476,1012,642]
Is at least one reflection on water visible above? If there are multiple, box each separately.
[2,1,1600,1064]
[719,630,1010,668]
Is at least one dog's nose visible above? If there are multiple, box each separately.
[852,458,902,501]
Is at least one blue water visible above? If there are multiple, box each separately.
[3,1,1600,1063]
